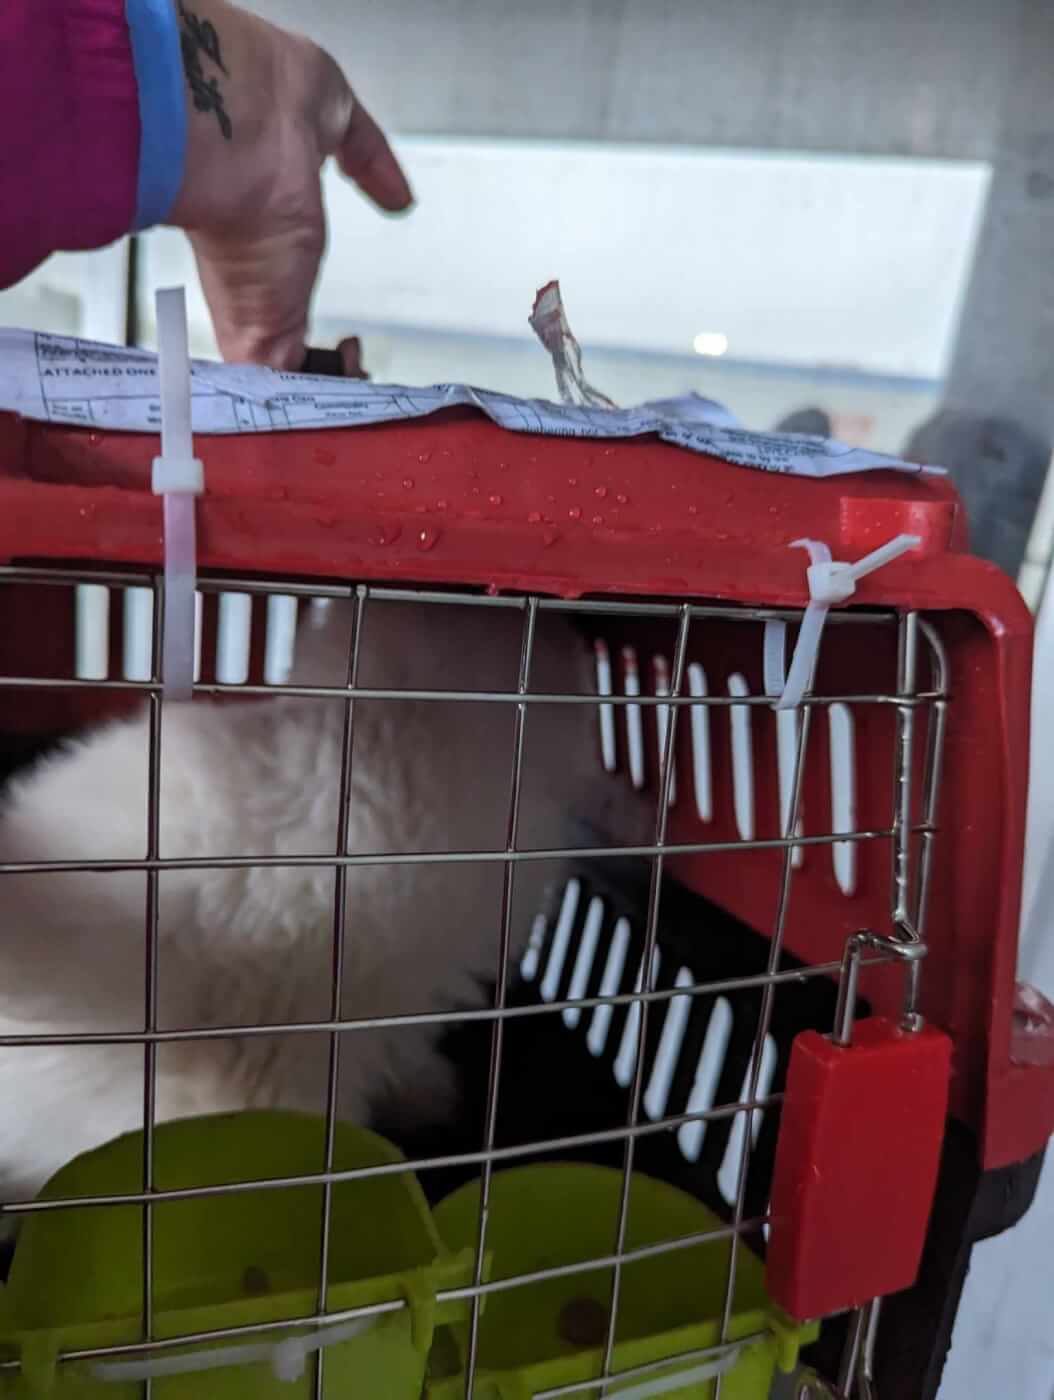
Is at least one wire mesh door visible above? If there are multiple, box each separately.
[0,562,953,1399]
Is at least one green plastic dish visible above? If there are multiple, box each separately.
[0,1111,473,1397]
[430,1164,817,1400]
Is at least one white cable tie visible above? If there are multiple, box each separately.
[777,533,921,711]
[91,1315,375,1384]
[152,287,204,703]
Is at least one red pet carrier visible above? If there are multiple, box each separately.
[0,397,1049,1398]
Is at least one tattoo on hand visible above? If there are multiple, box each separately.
[178,1,233,141]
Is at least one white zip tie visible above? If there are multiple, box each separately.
[152,287,204,702]
[91,1314,375,1384]
[777,534,921,711]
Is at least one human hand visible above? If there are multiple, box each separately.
[167,0,412,369]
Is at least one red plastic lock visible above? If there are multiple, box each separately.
[767,1015,952,1321]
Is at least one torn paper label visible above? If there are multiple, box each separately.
[528,280,616,409]
[0,329,942,480]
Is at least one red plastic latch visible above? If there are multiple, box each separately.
[767,1016,952,1320]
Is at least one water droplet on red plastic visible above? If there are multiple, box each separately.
[527,510,542,524]
[314,448,336,466]
[402,477,415,490]
[416,527,439,552]
[568,477,579,487]
[568,505,582,520]
[88,432,101,447]
[417,450,433,464]
[591,515,604,526]
[616,493,628,505]
[373,524,402,547]
[594,485,608,499]
[489,494,503,506]
[436,499,449,511]
[542,530,559,547]
[688,504,699,515]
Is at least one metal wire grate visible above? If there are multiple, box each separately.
[0,564,947,1397]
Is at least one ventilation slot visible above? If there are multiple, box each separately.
[539,878,581,1003]
[643,966,694,1120]
[613,946,662,1088]
[688,662,712,822]
[586,916,631,1058]
[74,584,110,680]
[121,587,153,682]
[594,639,617,773]
[264,595,298,686]
[562,896,605,1029]
[652,654,677,805]
[519,912,549,983]
[622,646,645,790]
[216,593,252,685]
[678,997,734,1162]
[728,672,755,841]
[829,702,858,895]
[717,1034,778,1204]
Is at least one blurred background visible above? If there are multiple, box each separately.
[3,3,1054,1394]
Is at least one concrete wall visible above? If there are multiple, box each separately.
[246,0,1015,159]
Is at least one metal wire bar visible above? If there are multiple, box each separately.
[891,614,919,927]
[1,952,909,1048]
[599,604,692,1392]
[914,620,949,941]
[0,823,932,876]
[313,585,365,1399]
[464,596,537,1397]
[530,1335,768,1400]
[0,1094,782,1217]
[837,1296,881,1399]
[713,663,815,1398]
[0,1217,770,1376]
[0,671,942,710]
[0,564,905,627]
[139,588,165,1400]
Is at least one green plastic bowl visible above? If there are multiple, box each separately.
[430,1164,816,1400]
[0,1111,473,1397]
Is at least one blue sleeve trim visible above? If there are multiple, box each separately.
[126,0,187,230]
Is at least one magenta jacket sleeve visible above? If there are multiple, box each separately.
[0,1,187,290]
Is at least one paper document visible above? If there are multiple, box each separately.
[0,329,939,480]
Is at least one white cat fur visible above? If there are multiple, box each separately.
[0,599,641,1206]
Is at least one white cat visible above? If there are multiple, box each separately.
[0,598,642,1206]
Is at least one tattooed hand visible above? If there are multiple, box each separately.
[168,0,412,369]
